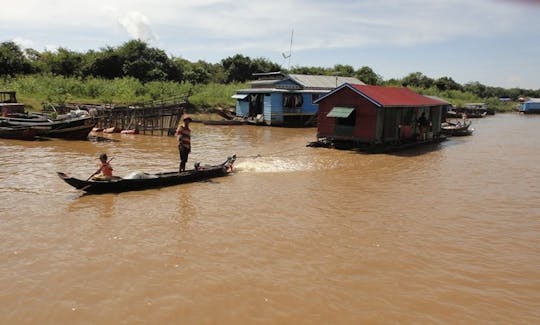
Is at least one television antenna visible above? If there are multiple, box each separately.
[281,29,294,70]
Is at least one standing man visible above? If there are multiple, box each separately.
[417,112,429,141]
[176,115,192,172]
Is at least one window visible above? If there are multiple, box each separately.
[283,94,303,108]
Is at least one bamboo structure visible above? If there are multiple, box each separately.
[58,95,187,136]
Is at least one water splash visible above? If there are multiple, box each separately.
[235,157,312,173]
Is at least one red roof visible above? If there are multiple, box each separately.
[349,84,447,107]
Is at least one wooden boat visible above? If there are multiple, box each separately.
[0,113,97,140]
[455,103,489,118]
[103,126,121,133]
[57,155,236,194]
[120,128,139,134]
[442,120,474,136]
[0,125,38,140]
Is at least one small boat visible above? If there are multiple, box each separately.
[103,126,121,133]
[442,119,474,136]
[57,155,236,194]
[454,103,489,118]
[0,125,38,140]
[120,128,139,134]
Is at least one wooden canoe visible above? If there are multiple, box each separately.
[57,155,236,194]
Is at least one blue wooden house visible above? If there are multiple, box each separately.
[232,72,363,127]
[519,98,540,114]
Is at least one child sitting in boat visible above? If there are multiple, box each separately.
[91,153,114,181]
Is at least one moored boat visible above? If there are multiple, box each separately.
[57,155,236,194]
[0,111,97,140]
[0,125,38,140]
[455,103,489,118]
[442,119,474,136]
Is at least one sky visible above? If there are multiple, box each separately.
[1,0,540,89]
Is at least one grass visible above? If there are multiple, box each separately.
[0,74,247,112]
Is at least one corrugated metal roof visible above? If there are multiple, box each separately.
[350,84,448,107]
[235,88,288,93]
[288,74,364,89]
[424,95,450,104]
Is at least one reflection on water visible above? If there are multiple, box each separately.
[0,114,539,323]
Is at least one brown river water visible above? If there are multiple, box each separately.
[0,113,539,324]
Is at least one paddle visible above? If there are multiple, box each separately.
[87,157,114,181]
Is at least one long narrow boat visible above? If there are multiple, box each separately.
[0,113,97,140]
[0,125,38,140]
[57,155,236,194]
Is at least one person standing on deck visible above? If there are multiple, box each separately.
[176,115,192,172]
[417,112,429,141]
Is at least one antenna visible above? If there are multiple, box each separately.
[282,29,294,70]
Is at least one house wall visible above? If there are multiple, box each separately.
[521,101,540,112]
[379,106,443,142]
[235,92,323,126]
[316,87,378,142]
[266,93,280,125]
[235,99,250,117]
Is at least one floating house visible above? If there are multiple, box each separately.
[232,72,363,127]
[519,98,540,114]
[313,84,448,151]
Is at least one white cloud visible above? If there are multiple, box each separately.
[12,37,34,49]
[101,6,157,43]
[1,0,534,50]
[118,11,157,43]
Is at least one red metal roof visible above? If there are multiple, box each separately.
[349,84,447,107]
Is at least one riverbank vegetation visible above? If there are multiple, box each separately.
[1,39,538,112]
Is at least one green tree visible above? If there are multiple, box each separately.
[117,40,172,82]
[434,76,462,91]
[168,57,188,83]
[39,47,84,77]
[186,61,212,84]
[0,41,33,76]
[463,81,487,98]
[251,57,281,75]
[355,66,382,85]
[402,72,434,88]
[84,47,124,79]
[221,54,253,83]
[332,64,355,77]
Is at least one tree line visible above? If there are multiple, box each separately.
[1,39,538,100]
